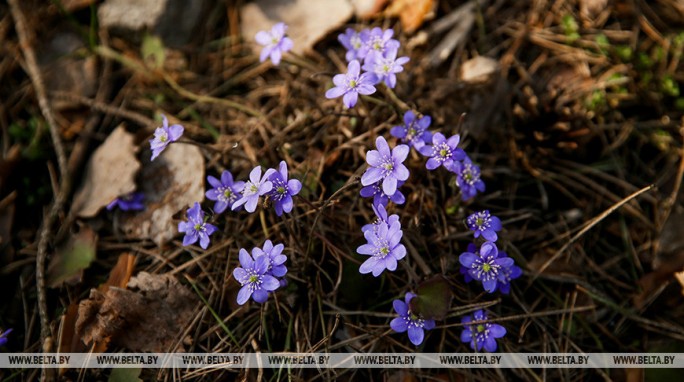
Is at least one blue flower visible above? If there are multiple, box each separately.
[361,136,410,196]
[390,292,436,346]
[338,28,365,61]
[251,240,288,278]
[419,132,466,171]
[357,27,400,61]
[362,46,409,88]
[232,166,274,213]
[460,244,521,295]
[466,210,502,241]
[178,202,218,249]
[150,114,184,161]
[459,241,514,293]
[0,328,12,347]
[206,170,245,213]
[255,22,293,65]
[361,203,400,233]
[454,157,485,200]
[390,110,433,150]
[460,310,506,352]
[325,60,376,108]
[233,249,281,305]
[106,192,145,211]
[357,219,406,277]
[267,161,302,216]
[360,180,406,208]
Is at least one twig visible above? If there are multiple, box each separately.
[9,0,69,358]
[533,184,655,278]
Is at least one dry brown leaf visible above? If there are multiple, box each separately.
[385,0,436,34]
[72,125,140,218]
[76,272,198,352]
[119,142,204,246]
[350,0,388,18]
[241,0,353,54]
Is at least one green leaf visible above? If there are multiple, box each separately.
[409,275,452,320]
[141,33,165,70]
[47,226,97,288]
[109,367,142,382]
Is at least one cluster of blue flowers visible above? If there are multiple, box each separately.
[327,27,518,350]
[326,27,410,108]
[233,240,288,305]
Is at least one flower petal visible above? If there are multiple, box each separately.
[390,317,408,333]
[236,285,252,305]
[261,275,280,291]
[382,176,397,196]
[361,167,384,186]
[392,144,409,162]
[407,326,424,346]
[359,256,380,274]
[393,299,408,316]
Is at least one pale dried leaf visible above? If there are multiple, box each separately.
[350,0,388,18]
[460,56,499,84]
[72,126,140,218]
[241,0,353,54]
[76,272,198,352]
[385,0,436,34]
[119,143,204,246]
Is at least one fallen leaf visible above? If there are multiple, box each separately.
[47,224,97,288]
[72,125,140,218]
[76,272,198,352]
[409,275,452,320]
[119,142,204,246]
[349,0,388,18]
[460,56,499,84]
[385,0,436,34]
[141,32,166,70]
[109,368,142,382]
[241,0,354,55]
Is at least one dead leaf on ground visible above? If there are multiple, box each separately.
[72,125,140,218]
[47,223,97,288]
[349,0,388,18]
[119,142,204,246]
[241,0,354,55]
[385,0,436,34]
[460,56,500,84]
[76,272,198,352]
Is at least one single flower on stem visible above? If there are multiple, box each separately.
[360,180,406,208]
[206,170,245,213]
[419,132,466,171]
[362,46,410,88]
[390,110,433,150]
[150,114,184,161]
[460,310,506,352]
[390,292,436,346]
[233,249,280,305]
[325,60,376,108]
[178,202,217,249]
[338,28,366,61]
[106,192,145,211]
[361,136,410,196]
[466,210,502,242]
[357,220,406,277]
[232,166,274,213]
[255,22,293,65]
[267,161,302,216]
[459,241,514,293]
[453,156,485,200]
[356,27,400,60]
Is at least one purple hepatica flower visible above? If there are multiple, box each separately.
[466,210,503,242]
[0,328,12,347]
[362,47,410,88]
[338,28,366,61]
[255,22,293,65]
[357,220,406,277]
[178,202,218,249]
[419,132,466,172]
[460,310,506,352]
[390,111,433,150]
[390,292,436,346]
[454,157,485,200]
[206,171,245,213]
[325,60,376,109]
[106,192,144,211]
[267,161,302,216]
[361,136,410,196]
[357,27,400,61]
[494,251,522,294]
[150,114,184,161]
[459,241,514,293]
[252,239,288,278]
[360,180,406,208]
[233,249,281,305]
[232,166,274,213]
[361,203,400,233]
